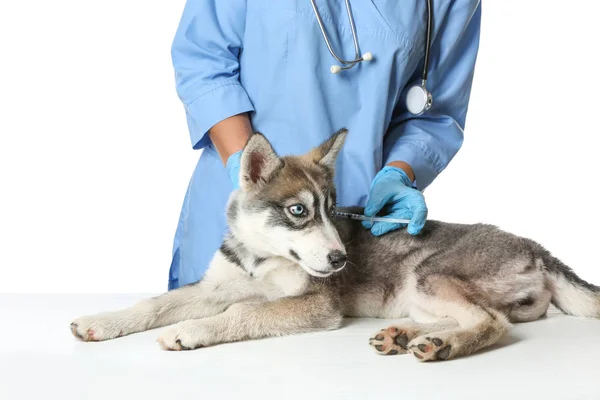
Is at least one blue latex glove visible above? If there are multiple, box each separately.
[362,166,428,236]
[225,150,243,190]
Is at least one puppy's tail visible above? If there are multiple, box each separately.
[543,252,600,318]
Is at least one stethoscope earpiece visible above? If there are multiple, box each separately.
[330,65,342,74]
[330,52,373,74]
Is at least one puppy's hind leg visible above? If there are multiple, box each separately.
[407,275,511,362]
[70,256,262,342]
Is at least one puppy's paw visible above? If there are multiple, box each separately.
[70,313,128,342]
[157,321,217,351]
[408,336,452,362]
[369,326,417,356]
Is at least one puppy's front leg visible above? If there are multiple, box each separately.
[157,291,342,350]
[70,255,264,342]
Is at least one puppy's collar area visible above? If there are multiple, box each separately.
[219,234,270,275]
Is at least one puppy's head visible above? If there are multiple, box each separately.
[228,129,348,277]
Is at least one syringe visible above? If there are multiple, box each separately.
[333,211,411,225]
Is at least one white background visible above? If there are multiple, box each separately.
[1,1,599,294]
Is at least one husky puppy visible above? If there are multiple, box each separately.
[71,129,600,361]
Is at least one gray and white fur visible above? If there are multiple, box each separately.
[71,129,600,361]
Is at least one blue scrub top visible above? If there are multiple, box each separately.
[168,0,482,289]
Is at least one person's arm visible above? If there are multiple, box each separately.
[208,113,252,165]
[171,0,253,154]
[384,2,482,190]
[363,2,481,237]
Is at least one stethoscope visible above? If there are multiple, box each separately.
[309,0,433,116]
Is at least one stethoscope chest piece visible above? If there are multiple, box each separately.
[405,83,433,116]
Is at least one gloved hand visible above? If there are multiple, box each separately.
[225,150,243,190]
[362,166,428,236]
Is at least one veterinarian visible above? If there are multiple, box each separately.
[168,0,482,289]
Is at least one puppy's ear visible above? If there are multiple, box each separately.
[240,133,283,191]
[308,128,348,172]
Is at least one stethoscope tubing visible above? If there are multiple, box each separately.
[309,0,363,66]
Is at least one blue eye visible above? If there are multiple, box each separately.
[289,204,305,216]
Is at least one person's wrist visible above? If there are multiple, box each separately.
[223,147,244,163]
[226,150,243,188]
[377,165,413,188]
[386,161,415,183]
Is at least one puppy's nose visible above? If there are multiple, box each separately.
[327,250,347,268]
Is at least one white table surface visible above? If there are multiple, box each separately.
[1,294,599,400]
